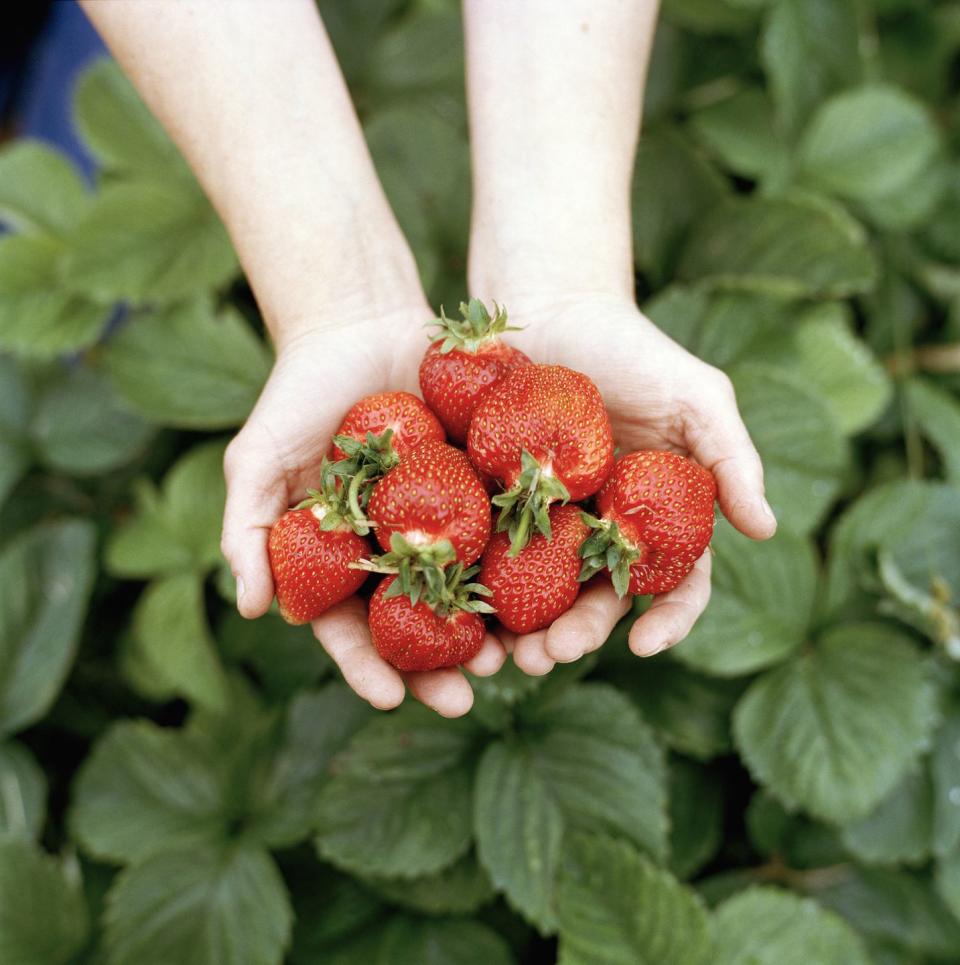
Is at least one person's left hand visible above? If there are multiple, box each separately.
[473,291,778,676]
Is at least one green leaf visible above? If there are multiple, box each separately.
[102,301,270,430]
[841,765,934,866]
[103,844,292,965]
[366,852,495,916]
[0,356,31,506]
[520,683,668,860]
[126,574,229,712]
[688,87,789,185]
[669,758,723,880]
[734,623,938,824]
[632,127,726,285]
[0,519,97,737]
[812,866,960,960]
[70,719,227,864]
[786,303,892,434]
[617,657,743,760]
[63,180,238,304]
[732,365,849,534]
[663,0,757,33]
[798,84,941,209]
[315,703,478,878]
[0,742,46,839]
[0,836,89,965]
[31,365,153,476]
[932,701,960,858]
[106,440,227,579]
[678,197,876,299]
[673,521,818,676]
[903,378,960,484]
[556,832,711,965]
[761,0,862,135]
[474,740,563,931]
[244,684,372,848]
[712,887,871,965]
[73,59,191,182]
[0,140,88,235]
[0,235,107,359]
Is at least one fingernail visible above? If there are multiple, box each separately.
[236,576,245,603]
[760,498,776,523]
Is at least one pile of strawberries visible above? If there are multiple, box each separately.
[268,300,717,672]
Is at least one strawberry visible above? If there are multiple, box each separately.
[369,572,491,672]
[579,450,716,597]
[467,364,615,554]
[480,503,589,634]
[367,440,492,572]
[268,464,370,624]
[419,298,530,443]
[331,391,445,464]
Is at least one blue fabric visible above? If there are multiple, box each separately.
[14,1,107,179]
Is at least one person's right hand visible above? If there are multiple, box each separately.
[219,305,506,718]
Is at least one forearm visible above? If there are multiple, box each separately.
[80,0,424,346]
[464,0,658,301]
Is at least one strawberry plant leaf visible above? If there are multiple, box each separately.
[669,758,723,880]
[106,440,227,579]
[0,356,31,507]
[0,140,89,236]
[903,378,960,484]
[556,832,711,965]
[70,719,228,864]
[811,866,960,960]
[616,658,743,760]
[760,0,862,135]
[31,364,154,476]
[712,887,872,965]
[102,843,292,965]
[797,85,941,214]
[63,180,238,304]
[678,196,877,298]
[0,519,97,738]
[732,365,848,534]
[74,59,192,183]
[365,851,495,916]
[733,623,938,824]
[0,741,46,839]
[474,739,564,932]
[0,836,89,965]
[932,700,960,859]
[124,574,230,713]
[102,301,271,430]
[315,703,479,879]
[0,235,108,359]
[672,521,818,677]
[937,849,960,925]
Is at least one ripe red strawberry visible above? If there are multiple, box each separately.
[367,440,492,569]
[332,391,444,463]
[268,504,369,625]
[368,574,488,672]
[480,504,589,634]
[467,364,615,554]
[419,299,530,443]
[580,450,716,597]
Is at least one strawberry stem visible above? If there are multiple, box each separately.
[491,449,570,555]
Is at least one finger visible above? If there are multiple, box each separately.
[405,668,475,718]
[313,597,406,710]
[512,630,555,676]
[464,633,507,677]
[497,630,517,654]
[684,375,777,541]
[221,437,288,619]
[629,550,712,657]
[544,581,631,663]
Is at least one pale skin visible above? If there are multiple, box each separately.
[82,0,776,717]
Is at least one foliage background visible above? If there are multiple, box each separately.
[1,0,960,962]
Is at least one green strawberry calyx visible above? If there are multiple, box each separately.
[295,458,373,537]
[492,449,570,556]
[577,512,642,599]
[426,297,523,355]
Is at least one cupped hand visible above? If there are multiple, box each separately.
[480,291,777,676]
[219,305,505,718]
